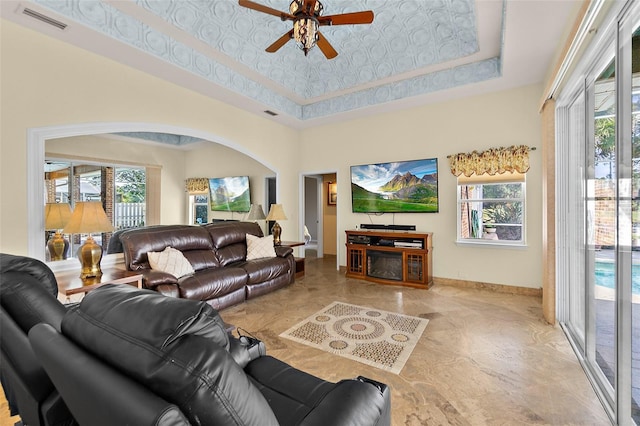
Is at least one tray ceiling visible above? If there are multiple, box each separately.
[2,0,579,129]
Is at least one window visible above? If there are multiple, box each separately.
[185,178,210,225]
[457,172,525,245]
[190,194,209,224]
[44,160,147,260]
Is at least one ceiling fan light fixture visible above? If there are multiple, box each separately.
[294,18,319,55]
[240,0,372,59]
[289,0,323,16]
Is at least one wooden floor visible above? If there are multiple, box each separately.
[0,397,18,426]
[0,255,610,425]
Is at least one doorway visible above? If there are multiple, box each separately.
[300,172,338,262]
[266,177,276,236]
[303,175,322,258]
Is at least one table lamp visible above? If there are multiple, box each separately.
[266,204,287,245]
[63,201,114,279]
[44,202,72,260]
[245,204,266,221]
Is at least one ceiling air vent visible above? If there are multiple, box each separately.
[22,8,68,30]
[264,110,278,116]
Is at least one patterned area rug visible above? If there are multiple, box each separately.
[280,301,428,374]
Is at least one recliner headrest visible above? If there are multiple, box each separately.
[63,284,229,351]
[0,254,66,332]
[61,285,277,425]
[0,253,58,297]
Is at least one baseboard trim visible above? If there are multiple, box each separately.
[339,267,542,297]
[434,277,542,297]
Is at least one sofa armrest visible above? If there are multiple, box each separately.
[229,335,266,368]
[274,246,293,258]
[29,323,190,426]
[140,270,179,289]
[299,378,391,426]
[0,309,55,403]
[155,284,180,298]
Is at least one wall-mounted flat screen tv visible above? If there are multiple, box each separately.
[350,158,438,213]
[208,176,251,212]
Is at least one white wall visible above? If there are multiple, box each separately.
[299,85,544,289]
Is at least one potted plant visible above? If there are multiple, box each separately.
[484,223,496,233]
[482,210,498,239]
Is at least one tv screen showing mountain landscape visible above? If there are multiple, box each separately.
[350,158,438,213]
[208,176,251,212]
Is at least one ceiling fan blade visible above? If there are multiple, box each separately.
[266,30,294,53]
[317,32,338,59]
[238,0,295,20]
[319,11,374,26]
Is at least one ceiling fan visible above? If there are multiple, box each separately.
[238,0,374,59]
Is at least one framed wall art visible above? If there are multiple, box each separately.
[328,182,337,205]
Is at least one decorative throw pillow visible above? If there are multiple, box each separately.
[147,246,194,278]
[246,234,276,261]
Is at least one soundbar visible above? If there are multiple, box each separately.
[360,224,416,231]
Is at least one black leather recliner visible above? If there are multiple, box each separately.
[0,253,76,426]
[29,284,392,425]
[1,253,390,425]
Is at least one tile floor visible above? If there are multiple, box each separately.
[0,255,611,425]
[222,255,610,425]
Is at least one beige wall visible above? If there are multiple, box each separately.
[322,174,337,256]
[2,19,545,290]
[45,136,274,225]
[0,20,299,257]
[185,142,275,224]
[299,84,544,289]
[46,135,187,225]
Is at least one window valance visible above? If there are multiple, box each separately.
[447,145,534,177]
[185,178,209,194]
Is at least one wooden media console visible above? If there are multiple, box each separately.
[345,230,433,289]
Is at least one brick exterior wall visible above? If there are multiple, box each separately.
[592,180,616,247]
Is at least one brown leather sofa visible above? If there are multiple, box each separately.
[120,222,295,309]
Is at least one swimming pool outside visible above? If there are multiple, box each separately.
[595,260,640,295]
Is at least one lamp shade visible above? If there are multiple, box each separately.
[266,204,287,221]
[63,202,114,234]
[44,203,72,230]
[246,204,266,221]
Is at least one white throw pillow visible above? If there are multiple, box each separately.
[147,246,195,278]
[246,234,276,261]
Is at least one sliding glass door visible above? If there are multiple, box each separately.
[627,19,640,423]
[589,54,618,404]
[557,2,639,424]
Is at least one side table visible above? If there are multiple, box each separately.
[280,241,305,278]
[56,268,143,302]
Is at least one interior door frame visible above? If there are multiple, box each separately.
[303,175,323,258]
[299,170,339,270]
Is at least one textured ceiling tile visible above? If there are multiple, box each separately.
[302,57,500,120]
[145,28,170,56]
[33,0,499,122]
